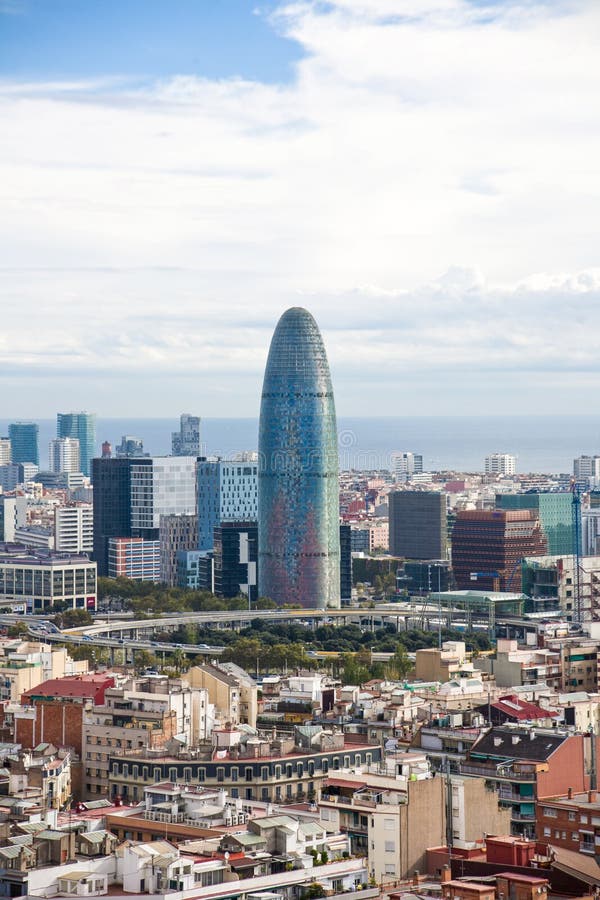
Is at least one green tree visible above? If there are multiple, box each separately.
[7,620,28,637]
[389,642,412,680]
[53,608,93,629]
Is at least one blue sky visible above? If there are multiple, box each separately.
[1,0,600,418]
[0,0,301,82]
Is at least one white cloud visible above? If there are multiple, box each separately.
[0,0,599,414]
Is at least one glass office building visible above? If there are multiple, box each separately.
[8,422,39,466]
[258,307,340,608]
[57,412,96,477]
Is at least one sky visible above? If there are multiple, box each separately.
[1,0,600,417]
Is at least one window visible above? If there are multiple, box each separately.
[384,819,395,831]
[543,807,558,818]
[543,828,551,837]
[384,841,395,853]
[384,865,396,875]
[568,812,576,821]
[245,767,253,782]
[217,768,224,783]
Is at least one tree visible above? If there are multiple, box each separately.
[7,620,28,637]
[255,597,278,609]
[170,648,188,675]
[53,608,93,629]
[389,642,412,680]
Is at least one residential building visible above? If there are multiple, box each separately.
[0,496,27,542]
[159,513,198,586]
[582,507,600,555]
[461,726,600,838]
[54,503,93,554]
[57,412,96,478]
[522,554,600,620]
[115,434,147,458]
[258,307,340,609]
[574,454,600,486]
[484,453,517,476]
[389,491,448,560]
[184,663,249,726]
[391,451,424,481]
[213,521,258,600]
[172,413,201,456]
[452,509,547,591]
[480,639,562,689]
[108,727,381,804]
[497,492,574,556]
[48,437,80,474]
[82,675,211,799]
[197,458,258,551]
[0,543,97,611]
[13,525,54,551]
[536,788,600,856]
[0,438,10,465]
[8,422,38,466]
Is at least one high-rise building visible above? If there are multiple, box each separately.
[389,491,448,560]
[197,458,258,551]
[213,521,258,600]
[92,456,197,579]
[8,422,39,466]
[339,524,352,605]
[451,509,547,590]
[172,414,201,456]
[0,496,27,542]
[55,504,93,554]
[391,452,424,481]
[57,412,96,478]
[115,435,147,458]
[574,455,600,486]
[108,537,161,581]
[484,453,517,476]
[49,437,80,474]
[159,513,198,586]
[0,438,11,465]
[496,492,574,556]
[258,307,340,609]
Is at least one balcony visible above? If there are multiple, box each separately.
[511,811,536,822]
[321,795,378,809]
[461,763,536,781]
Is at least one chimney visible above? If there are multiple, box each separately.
[568,787,573,799]
[589,790,597,803]
[441,865,451,883]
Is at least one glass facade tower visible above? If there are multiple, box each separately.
[258,307,340,609]
[8,422,39,466]
[57,412,96,477]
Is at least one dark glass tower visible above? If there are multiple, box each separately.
[258,307,340,609]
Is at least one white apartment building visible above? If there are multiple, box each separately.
[197,458,258,550]
[392,451,423,480]
[48,437,80,474]
[0,496,27,542]
[484,452,517,476]
[54,503,93,553]
[574,455,600,485]
[0,438,11,465]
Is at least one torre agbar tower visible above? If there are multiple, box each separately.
[258,307,340,609]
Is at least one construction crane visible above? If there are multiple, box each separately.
[571,478,583,623]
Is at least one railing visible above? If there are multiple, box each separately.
[321,795,378,809]
[461,763,536,781]
[511,811,536,821]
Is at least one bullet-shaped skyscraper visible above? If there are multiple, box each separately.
[258,307,340,608]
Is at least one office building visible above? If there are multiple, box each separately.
[582,508,600,556]
[54,503,93,554]
[391,451,423,480]
[57,412,96,477]
[115,435,146,458]
[0,496,27,542]
[92,456,197,578]
[0,543,97,611]
[258,307,340,608]
[339,524,352,604]
[197,458,258,551]
[8,422,38,466]
[484,453,517,476]
[452,509,547,591]
[92,458,133,576]
[0,438,10,465]
[108,537,161,581]
[172,413,201,456]
[176,549,213,591]
[213,521,258,600]
[0,465,23,492]
[48,436,80,474]
[497,492,574,555]
[159,513,198,586]
[389,491,447,560]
